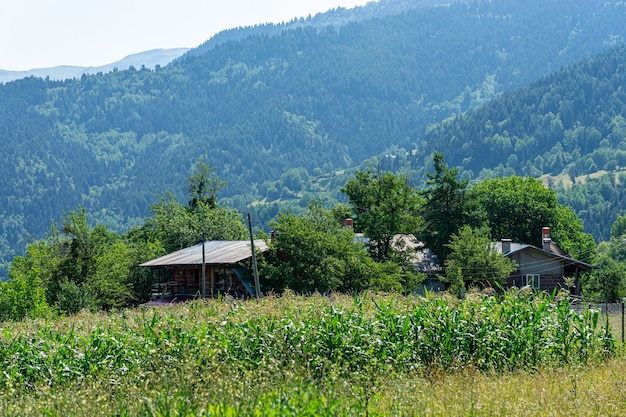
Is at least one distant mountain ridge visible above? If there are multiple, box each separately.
[187,0,457,57]
[0,48,190,83]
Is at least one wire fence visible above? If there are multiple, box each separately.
[571,297,626,344]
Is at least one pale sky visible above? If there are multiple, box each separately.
[1,0,371,71]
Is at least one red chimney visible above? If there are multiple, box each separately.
[344,218,354,228]
[542,227,551,251]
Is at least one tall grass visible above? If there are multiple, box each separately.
[0,290,617,415]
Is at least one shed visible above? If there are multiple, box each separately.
[140,240,268,299]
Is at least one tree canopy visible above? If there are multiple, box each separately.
[341,170,422,262]
[444,225,517,292]
[2,0,626,277]
[418,152,474,261]
[261,201,411,293]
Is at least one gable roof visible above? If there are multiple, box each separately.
[493,241,594,271]
[140,240,268,268]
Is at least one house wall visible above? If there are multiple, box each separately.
[507,274,567,292]
[508,251,563,276]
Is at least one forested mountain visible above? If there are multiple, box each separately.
[1,0,626,277]
[414,44,626,241]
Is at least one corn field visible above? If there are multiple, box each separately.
[0,290,618,416]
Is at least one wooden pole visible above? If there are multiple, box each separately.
[248,213,261,298]
[201,237,206,298]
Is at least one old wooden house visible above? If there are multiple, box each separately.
[140,240,268,300]
[495,228,593,295]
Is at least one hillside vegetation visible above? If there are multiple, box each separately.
[2,0,626,275]
[415,44,626,241]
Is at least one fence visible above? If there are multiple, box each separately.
[571,297,626,344]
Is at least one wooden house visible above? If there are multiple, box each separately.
[495,228,593,295]
[412,227,593,294]
[140,240,268,300]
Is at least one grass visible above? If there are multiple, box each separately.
[0,291,621,416]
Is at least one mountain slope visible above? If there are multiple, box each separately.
[1,0,626,276]
[413,44,626,241]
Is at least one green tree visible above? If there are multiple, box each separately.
[57,208,98,287]
[91,241,133,310]
[444,225,516,290]
[262,202,405,293]
[7,208,140,314]
[0,266,51,321]
[418,152,475,261]
[186,157,227,209]
[467,176,556,246]
[140,192,247,253]
[468,176,596,262]
[341,169,422,262]
[553,204,596,264]
[138,162,247,253]
[610,213,626,239]
[583,255,624,302]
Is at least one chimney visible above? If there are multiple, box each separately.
[344,218,354,229]
[501,239,512,254]
[542,227,551,252]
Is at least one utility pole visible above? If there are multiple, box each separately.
[248,213,261,298]
[201,235,206,298]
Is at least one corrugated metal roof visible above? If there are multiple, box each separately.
[140,240,268,267]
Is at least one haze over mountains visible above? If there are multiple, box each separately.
[1,0,626,277]
[0,48,190,84]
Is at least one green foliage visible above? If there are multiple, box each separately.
[262,202,391,293]
[92,242,133,310]
[139,193,247,253]
[0,292,613,407]
[418,152,473,261]
[553,204,597,264]
[583,256,625,303]
[444,226,517,289]
[0,267,50,321]
[583,230,626,302]
[611,213,626,239]
[342,170,422,261]
[468,176,558,245]
[3,1,626,275]
[54,278,95,314]
[2,210,141,315]
[467,176,596,262]
[186,157,227,209]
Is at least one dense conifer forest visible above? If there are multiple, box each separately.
[2,0,626,276]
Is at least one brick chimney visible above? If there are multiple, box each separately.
[542,227,551,252]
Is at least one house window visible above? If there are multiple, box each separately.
[525,274,540,289]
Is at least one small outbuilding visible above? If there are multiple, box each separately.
[140,240,268,300]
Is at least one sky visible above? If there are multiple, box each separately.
[1,0,371,71]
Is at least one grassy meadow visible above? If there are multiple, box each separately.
[0,291,623,416]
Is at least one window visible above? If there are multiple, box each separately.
[525,274,540,290]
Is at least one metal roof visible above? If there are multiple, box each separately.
[493,241,594,270]
[140,240,268,268]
